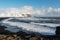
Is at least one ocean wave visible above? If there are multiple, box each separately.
[0,17,60,35]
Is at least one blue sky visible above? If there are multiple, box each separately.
[0,0,60,8]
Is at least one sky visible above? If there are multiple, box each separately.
[0,0,60,8]
[0,0,60,17]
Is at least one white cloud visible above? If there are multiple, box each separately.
[0,6,60,17]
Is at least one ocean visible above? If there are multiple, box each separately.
[0,17,60,36]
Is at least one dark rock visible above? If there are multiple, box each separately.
[56,26,60,36]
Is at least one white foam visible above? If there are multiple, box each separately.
[31,22,60,27]
[0,18,57,35]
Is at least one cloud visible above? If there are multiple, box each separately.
[0,6,60,17]
[45,7,60,17]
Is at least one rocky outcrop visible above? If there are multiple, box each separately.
[56,26,60,36]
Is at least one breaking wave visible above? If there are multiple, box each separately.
[0,17,60,35]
